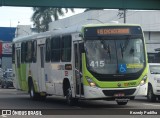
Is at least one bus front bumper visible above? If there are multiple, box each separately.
[83,83,147,99]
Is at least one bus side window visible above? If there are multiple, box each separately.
[45,38,51,62]
[21,42,26,63]
[12,44,15,63]
[32,40,37,63]
[26,41,32,62]
[16,50,20,68]
[61,35,71,62]
[51,37,60,62]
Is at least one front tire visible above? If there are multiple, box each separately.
[147,85,156,102]
[29,80,39,100]
[66,86,78,106]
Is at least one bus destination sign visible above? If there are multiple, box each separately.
[84,26,142,38]
[97,28,130,35]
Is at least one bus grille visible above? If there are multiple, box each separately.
[93,75,140,81]
[102,89,136,96]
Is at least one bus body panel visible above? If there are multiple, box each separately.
[12,24,148,102]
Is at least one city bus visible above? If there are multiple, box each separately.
[12,24,148,105]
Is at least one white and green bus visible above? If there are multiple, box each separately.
[12,24,148,105]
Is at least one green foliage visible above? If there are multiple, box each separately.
[31,7,74,32]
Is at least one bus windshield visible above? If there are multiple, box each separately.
[85,36,145,74]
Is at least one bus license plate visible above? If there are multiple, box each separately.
[114,93,125,97]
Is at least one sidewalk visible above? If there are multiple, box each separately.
[0,87,28,95]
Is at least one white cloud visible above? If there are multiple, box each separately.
[0,6,33,27]
[0,6,84,27]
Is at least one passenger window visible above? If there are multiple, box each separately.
[61,35,72,62]
[21,42,26,63]
[51,37,60,62]
[45,38,51,62]
[32,40,37,63]
[26,41,32,62]
[12,44,15,63]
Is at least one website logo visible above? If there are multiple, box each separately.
[1,110,11,117]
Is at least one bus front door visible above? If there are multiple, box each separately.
[74,42,84,97]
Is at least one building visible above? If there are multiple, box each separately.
[0,27,16,69]
[49,10,160,62]
[15,25,35,38]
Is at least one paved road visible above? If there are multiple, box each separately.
[0,88,160,117]
[0,88,160,109]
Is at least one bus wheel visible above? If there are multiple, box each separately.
[66,87,73,105]
[29,81,38,100]
[116,100,128,105]
[147,85,156,102]
[66,87,78,106]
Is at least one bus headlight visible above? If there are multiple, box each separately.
[86,77,97,87]
[140,75,147,86]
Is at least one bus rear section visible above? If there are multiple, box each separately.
[74,25,148,105]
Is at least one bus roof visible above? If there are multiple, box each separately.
[13,24,141,43]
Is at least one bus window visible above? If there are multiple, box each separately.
[32,40,37,63]
[12,44,15,63]
[21,42,26,63]
[45,38,51,62]
[26,41,32,62]
[61,35,71,62]
[51,37,60,62]
[16,50,20,68]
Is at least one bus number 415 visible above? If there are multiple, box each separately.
[90,61,105,68]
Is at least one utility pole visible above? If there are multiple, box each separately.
[124,9,126,23]
[118,9,127,23]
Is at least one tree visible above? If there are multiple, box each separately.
[31,7,74,32]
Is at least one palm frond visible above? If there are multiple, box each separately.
[31,7,74,32]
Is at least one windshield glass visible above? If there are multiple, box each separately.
[85,37,145,74]
[150,65,160,74]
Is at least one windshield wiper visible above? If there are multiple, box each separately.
[101,41,111,61]
[106,44,111,61]
[120,43,124,58]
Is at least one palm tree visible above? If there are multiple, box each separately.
[31,7,74,32]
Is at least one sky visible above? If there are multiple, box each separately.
[0,6,84,27]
